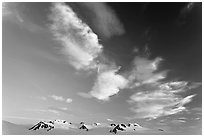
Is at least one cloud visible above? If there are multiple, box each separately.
[77,92,92,99]
[176,2,196,25]
[50,94,65,102]
[126,56,167,88]
[176,117,187,121]
[107,118,113,121]
[171,119,186,124]
[66,98,73,103]
[48,3,103,70]
[159,81,201,93]
[3,3,25,24]
[128,80,199,119]
[79,2,125,38]
[195,117,201,120]
[2,3,12,17]
[59,107,68,111]
[49,95,73,104]
[3,3,44,33]
[48,3,126,101]
[89,65,128,101]
[126,56,200,119]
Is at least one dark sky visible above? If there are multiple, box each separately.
[106,2,201,82]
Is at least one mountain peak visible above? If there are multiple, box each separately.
[28,119,147,134]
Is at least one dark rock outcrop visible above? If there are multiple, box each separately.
[110,124,126,134]
[29,121,54,131]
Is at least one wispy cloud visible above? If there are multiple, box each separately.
[2,3,12,17]
[3,3,44,33]
[176,2,196,25]
[127,57,167,87]
[77,64,128,101]
[50,94,65,102]
[66,98,73,103]
[89,65,128,101]
[49,94,73,104]
[59,107,68,111]
[107,118,113,121]
[79,2,125,38]
[48,3,103,70]
[128,80,199,119]
[124,53,201,119]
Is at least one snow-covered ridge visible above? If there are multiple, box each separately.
[29,119,149,134]
[29,119,75,131]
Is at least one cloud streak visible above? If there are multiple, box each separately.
[107,118,113,121]
[49,3,128,101]
[128,80,199,119]
[66,98,73,103]
[89,66,128,101]
[50,94,65,102]
[49,3,103,70]
[79,2,125,38]
[176,2,196,25]
[127,56,166,87]
[124,55,201,119]
[50,94,73,103]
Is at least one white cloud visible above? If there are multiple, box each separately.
[126,57,201,119]
[128,82,197,119]
[66,98,73,103]
[50,95,65,102]
[48,3,127,101]
[159,81,201,93]
[89,66,128,101]
[2,3,12,17]
[59,107,68,111]
[127,56,166,88]
[171,119,186,124]
[49,95,73,104]
[2,3,24,23]
[49,3,103,70]
[3,3,44,33]
[107,118,113,121]
[80,2,125,38]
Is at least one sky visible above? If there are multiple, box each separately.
[2,2,202,134]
